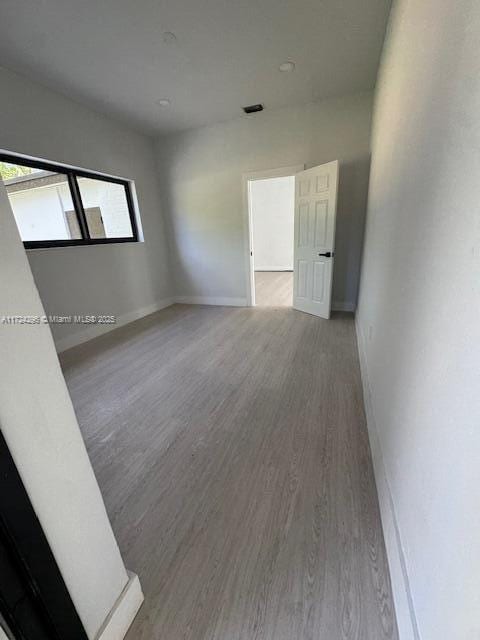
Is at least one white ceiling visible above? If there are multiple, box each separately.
[0,0,391,135]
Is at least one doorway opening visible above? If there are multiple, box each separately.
[244,161,339,318]
[244,165,303,307]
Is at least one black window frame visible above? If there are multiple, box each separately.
[0,152,139,249]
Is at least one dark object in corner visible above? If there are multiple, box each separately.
[0,429,88,640]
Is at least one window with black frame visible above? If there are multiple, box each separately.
[0,154,138,249]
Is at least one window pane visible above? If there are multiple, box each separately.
[77,177,133,238]
[0,161,81,241]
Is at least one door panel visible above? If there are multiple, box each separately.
[293,161,338,318]
[315,174,329,192]
[312,261,326,302]
[314,200,328,246]
[296,259,308,298]
[298,203,309,246]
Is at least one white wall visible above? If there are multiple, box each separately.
[8,182,74,241]
[251,176,295,271]
[0,181,135,639]
[356,0,480,638]
[156,92,373,308]
[0,65,173,351]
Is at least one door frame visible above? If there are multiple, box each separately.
[0,429,88,640]
[242,164,304,306]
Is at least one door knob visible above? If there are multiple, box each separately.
[318,251,333,258]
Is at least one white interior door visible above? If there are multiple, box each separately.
[293,160,338,319]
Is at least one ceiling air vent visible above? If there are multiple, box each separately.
[243,103,264,114]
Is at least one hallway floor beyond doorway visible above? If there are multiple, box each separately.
[255,270,293,306]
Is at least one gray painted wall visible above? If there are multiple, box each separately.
[356,0,480,637]
[0,65,173,351]
[156,93,373,309]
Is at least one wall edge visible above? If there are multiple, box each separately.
[355,317,421,640]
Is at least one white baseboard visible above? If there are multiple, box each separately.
[95,571,143,640]
[254,267,293,272]
[175,296,355,312]
[55,295,354,354]
[332,301,356,312]
[355,320,420,640]
[174,296,247,307]
[55,297,174,353]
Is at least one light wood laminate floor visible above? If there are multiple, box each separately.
[60,304,398,640]
[255,271,293,307]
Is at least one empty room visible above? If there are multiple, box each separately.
[0,0,479,639]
